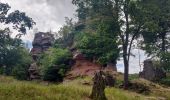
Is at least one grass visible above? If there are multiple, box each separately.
[0,75,170,100]
[0,75,145,100]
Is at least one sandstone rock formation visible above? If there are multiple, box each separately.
[139,59,166,81]
[29,63,40,79]
[66,50,117,79]
[31,32,54,61]
[29,32,54,80]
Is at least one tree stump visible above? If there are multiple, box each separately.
[90,71,107,100]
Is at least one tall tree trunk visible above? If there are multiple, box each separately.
[123,45,129,89]
[160,32,166,67]
[90,71,107,100]
[161,32,166,53]
[123,0,130,89]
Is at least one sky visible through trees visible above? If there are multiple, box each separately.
[1,0,147,74]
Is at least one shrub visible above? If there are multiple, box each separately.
[12,64,30,80]
[161,52,170,72]
[43,66,63,82]
[39,48,72,82]
[11,48,32,80]
[160,78,170,86]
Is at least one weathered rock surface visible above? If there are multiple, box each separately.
[29,32,54,80]
[29,63,40,80]
[139,59,166,81]
[31,32,54,60]
[66,50,117,80]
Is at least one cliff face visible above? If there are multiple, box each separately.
[29,32,54,80]
[31,32,54,61]
[66,50,117,79]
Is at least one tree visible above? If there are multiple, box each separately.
[77,34,119,66]
[112,0,147,88]
[12,47,32,80]
[139,0,170,59]
[0,2,35,35]
[39,48,72,82]
[72,0,120,65]
[54,17,75,48]
[0,2,35,75]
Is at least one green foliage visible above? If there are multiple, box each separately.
[12,48,32,80]
[139,0,170,57]
[12,65,29,80]
[0,76,148,100]
[0,29,31,77]
[158,73,170,86]
[72,0,119,66]
[0,29,31,76]
[160,78,170,86]
[129,74,139,80]
[39,48,72,82]
[0,2,35,77]
[0,2,35,34]
[54,17,75,48]
[77,34,119,65]
[161,52,170,72]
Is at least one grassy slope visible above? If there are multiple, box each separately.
[0,75,169,100]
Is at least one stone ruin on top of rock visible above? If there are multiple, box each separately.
[139,59,166,81]
[29,32,54,80]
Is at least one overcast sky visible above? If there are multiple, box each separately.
[1,0,76,41]
[1,0,147,74]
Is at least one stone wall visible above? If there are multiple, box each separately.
[139,59,166,81]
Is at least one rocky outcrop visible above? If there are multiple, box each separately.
[139,59,166,81]
[66,50,117,79]
[28,63,40,79]
[31,32,54,61]
[29,32,54,80]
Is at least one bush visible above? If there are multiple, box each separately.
[39,48,72,82]
[43,66,63,82]
[12,64,30,80]
[11,48,32,80]
[161,52,170,72]
[160,78,170,86]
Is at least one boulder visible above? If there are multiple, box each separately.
[28,63,40,80]
[139,59,166,81]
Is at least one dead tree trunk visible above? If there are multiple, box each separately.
[90,71,107,100]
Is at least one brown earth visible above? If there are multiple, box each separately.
[66,59,117,80]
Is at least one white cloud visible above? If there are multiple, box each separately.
[1,0,76,41]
